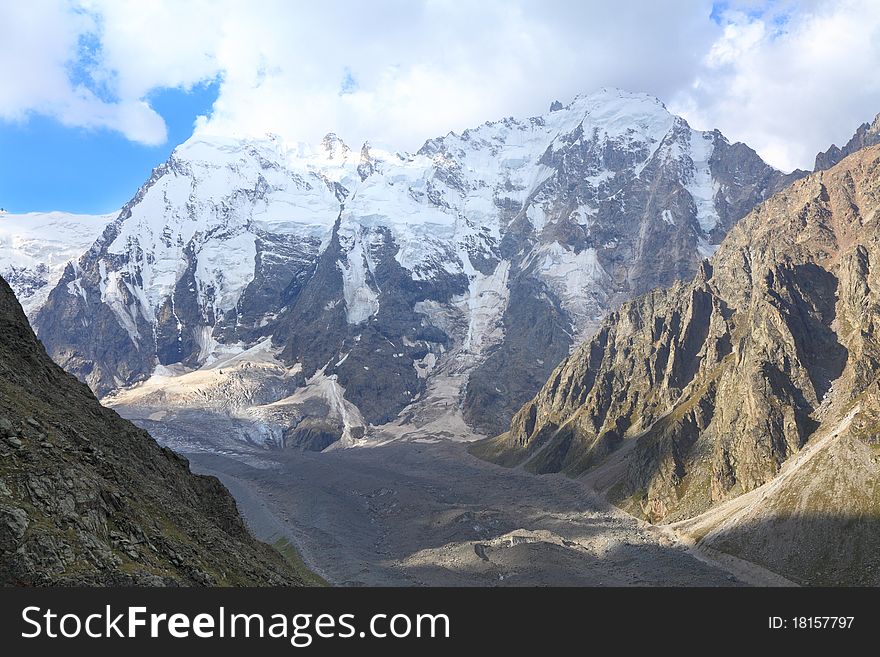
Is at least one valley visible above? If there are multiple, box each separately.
[127,406,759,586]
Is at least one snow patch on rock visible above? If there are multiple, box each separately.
[338,224,380,324]
[685,131,720,234]
[458,260,510,356]
[533,242,612,342]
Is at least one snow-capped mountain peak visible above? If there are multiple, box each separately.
[320,132,352,161]
[25,89,797,451]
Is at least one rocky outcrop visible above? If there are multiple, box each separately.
[815,112,880,171]
[477,145,880,583]
[0,275,309,585]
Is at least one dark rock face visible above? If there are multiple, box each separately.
[476,146,880,583]
[214,231,321,345]
[708,136,806,237]
[284,417,346,451]
[0,275,308,585]
[276,219,466,425]
[36,257,156,395]
[463,276,572,434]
[155,243,203,366]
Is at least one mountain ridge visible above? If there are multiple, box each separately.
[15,88,799,449]
[814,112,880,171]
[0,211,113,317]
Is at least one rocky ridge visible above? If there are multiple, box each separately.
[0,211,112,317]
[814,112,880,171]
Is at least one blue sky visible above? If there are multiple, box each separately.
[1,1,879,215]
[0,82,218,214]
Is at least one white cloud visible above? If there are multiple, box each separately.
[671,0,880,171]
[3,1,880,170]
[0,0,718,149]
[181,0,722,151]
[0,0,168,144]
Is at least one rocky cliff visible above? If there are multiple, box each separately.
[476,145,880,584]
[814,112,880,171]
[0,275,310,585]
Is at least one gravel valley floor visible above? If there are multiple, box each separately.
[129,414,748,586]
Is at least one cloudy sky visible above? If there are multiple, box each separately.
[2,0,880,212]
